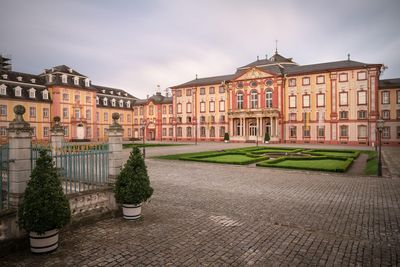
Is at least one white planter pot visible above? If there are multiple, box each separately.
[29,229,59,254]
[122,203,142,220]
[265,141,269,144]
[224,140,229,143]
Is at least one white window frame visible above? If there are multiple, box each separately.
[0,84,6,95]
[29,88,36,98]
[14,86,22,97]
[42,90,49,100]
[289,95,296,108]
[250,91,258,109]
[265,90,272,108]
[62,74,67,83]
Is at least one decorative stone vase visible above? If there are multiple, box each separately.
[122,204,142,220]
[224,140,229,143]
[265,141,269,144]
[29,229,59,254]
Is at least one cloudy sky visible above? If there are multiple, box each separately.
[1,0,399,98]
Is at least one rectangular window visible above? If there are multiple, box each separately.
[200,127,206,137]
[289,95,296,108]
[0,105,6,116]
[32,127,36,136]
[86,109,91,120]
[63,108,68,118]
[104,112,108,122]
[397,109,400,119]
[317,126,325,137]
[358,110,367,119]
[149,106,154,115]
[316,75,325,84]
[134,108,138,116]
[0,127,6,136]
[162,118,166,124]
[303,126,310,138]
[358,91,367,105]
[162,128,166,137]
[339,73,348,82]
[340,126,348,137]
[317,93,325,107]
[219,100,225,111]
[209,87,215,94]
[169,128,173,136]
[75,95,80,102]
[382,127,390,139]
[357,71,367,80]
[64,126,69,137]
[289,126,296,138]
[120,114,124,123]
[86,96,91,103]
[187,127,192,137]
[288,78,296,87]
[75,109,80,119]
[382,110,390,119]
[177,103,182,114]
[177,127,182,137]
[382,91,390,104]
[186,102,192,113]
[302,77,310,86]
[127,114,131,123]
[163,106,166,114]
[63,93,69,101]
[200,88,205,95]
[219,86,225,93]
[186,89,191,96]
[397,91,400,104]
[397,126,400,139]
[358,125,367,138]
[169,105,173,114]
[176,90,182,97]
[43,108,49,118]
[339,111,348,119]
[302,95,310,108]
[209,101,215,112]
[43,127,49,137]
[339,92,348,106]
[200,102,206,112]
[289,113,296,122]
[30,107,36,118]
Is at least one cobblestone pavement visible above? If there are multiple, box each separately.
[2,154,400,266]
[382,147,400,178]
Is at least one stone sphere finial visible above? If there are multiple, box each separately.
[112,113,120,121]
[54,116,61,123]
[14,105,26,115]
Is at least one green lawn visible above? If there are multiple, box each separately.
[123,143,187,149]
[181,153,267,165]
[257,157,353,172]
[305,149,360,158]
[364,151,377,175]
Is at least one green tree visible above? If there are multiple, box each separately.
[18,149,71,234]
[264,132,270,142]
[224,132,230,141]
[114,147,153,205]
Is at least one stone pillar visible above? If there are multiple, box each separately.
[107,113,124,183]
[50,116,65,154]
[7,105,32,208]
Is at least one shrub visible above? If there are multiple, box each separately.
[115,147,153,205]
[18,149,71,234]
[224,132,230,141]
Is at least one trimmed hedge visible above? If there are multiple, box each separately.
[180,153,268,165]
[257,156,354,172]
[305,149,360,159]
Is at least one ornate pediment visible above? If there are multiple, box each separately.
[235,68,273,81]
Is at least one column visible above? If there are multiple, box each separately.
[269,116,273,136]
[107,113,124,183]
[275,117,278,137]
[7,105,32,208]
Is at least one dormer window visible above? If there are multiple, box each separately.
[29,88,36,98]
[85,78,90,87]
[68,68,73,73]
[111,98,116,107]
[119,100,124,107]
[102,89,106,93]
[42,90,49,100]
[61,74,67,83]
[103,97,108,106]
[96,96,99,104]
[31,78,36,83]
[14,86,22,97]
[17,76,23,81]
[124,93,127,96]
[110,91,113,95]
[1,74,8,79]
[0,84,6,95]
[48,74,53,83]
[126,101,131,108]
[74,76,79,85]
[117,92,121,96]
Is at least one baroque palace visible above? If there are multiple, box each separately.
[0,53,399,145]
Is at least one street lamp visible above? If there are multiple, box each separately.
[376,117,384,177]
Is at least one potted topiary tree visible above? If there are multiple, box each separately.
[114,147,153,220]
[224,132,230,143]
[18,149,71,254]
[264,132,270,144]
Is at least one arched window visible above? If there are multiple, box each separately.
[249,121,257,136]
[250,90,258,109]
[265,90,272,108]
[237,91,243,109]
[219,126,225,137]
[210,127,215,137]
[186,127,192,137]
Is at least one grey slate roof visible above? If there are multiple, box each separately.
[170,74,237,89]
[93,84,137,99]
[133,92,172,106]
[379,78,400,89]
[283,60,372,75]
[43,65,87,77]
